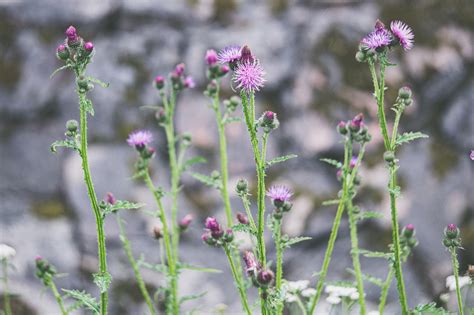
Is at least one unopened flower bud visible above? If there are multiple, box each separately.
[243,251,259,276]
[236,179,249,195]
[142,147,155,159]
[205,49,218,66]
[259,111,279,133]
[77,76,89,90]
[175,63,185,76]
[237,213,249,225]
[281,201,292,212]
[179,214,193,231]
[154,76,165,90]
[398,86,412,100]
[355,51,367,63]
[155,107,167,124]
[383,151,395,163]
[201,232,217,246]
[66,119,78,133]
[83,42,94,55]
[105,192,116,205]
[223,229,234,242]
[65,26,77,41]
[184,76,195,89]
[337,121,348,135]
[402,224,415,238]
[181,133,192,146]
[219,65,230,76]
[240,45,254,63]
[444,224,459,239]
[374,19,386,30]
[349,156,357,169]
[257,269,274,287]
[153,226,163,239]
[349,113,364,132]
[56,44,69,61]
[206,80,218,96]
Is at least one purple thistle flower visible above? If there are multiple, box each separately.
[205,49,218,66]
[233,60,265,93]
[175,63,185,76]
[184,76,195,88]
[179,214,193,230]
[65,26,77,40]
[390,20,414,51]
[205,217,220,231]
[470,150,474,161]
[349,156,358,169]
[217,45,241,64]
[267,185,292,207]
[361,28,392,50]
[127,130,153,149]
[84,41,94,52]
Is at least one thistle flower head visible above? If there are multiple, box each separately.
[205,217,220,231]
[361,28,392,50]
[243,251,259,276]
[65,26,77,40]
[184,76,195,88]
[233,60,266,93]
[0,244,16,260]
[174,63,185,76]
[236,212,249,225]
[127,130,153,148]
[257,269,274,286]
[217,45,241,64]
[205,49,218,66]
[390,20,414,50]
[84,41,94,53]
[179,214,193,230]
[267,185,292,204]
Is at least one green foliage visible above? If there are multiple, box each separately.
[101,200,144,217]
[395,132,428,147]
[63,289,100,315]
[87,76,109,88]
[50,139,79,153]
[190,172,222,190]
[181,156,207,172]
[346,268,384,287]
[320,158,342,168]
[412,302,449,315]
[50,65,72,79]
[179,291,207,305]
[356,211,383,221]
[281,236,312,249]
[80,97,94,116]
[265,154,298,168]
[232,223,257,236]
[322,199,340,206]
[93,272,112,294]
[222,116,241,125]
[177,263,222,274]
[359,249,392,260]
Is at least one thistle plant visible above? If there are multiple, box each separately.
[355,19,427,315]
[0,244,15,315]
[35,257,67,315]
[443,224,464,315]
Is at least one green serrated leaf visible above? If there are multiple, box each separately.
[412,302,449,315]
[359,249,392,260]
[395,132,428,147]
[50,65,71,78]
[139,261,168,274]
[181,156,207,172]
[50,139,79,153]
[282,236,312,249]
[180,291,207,305]
[190,172,222,190]
[222,117,241,125]
[63,289,100,315]
[93,272,112,293]
[320,158,342,168]
[102,200,144,217]
[87,76,109,88]
[178,263,222,273]
[322,199,340,206]
[346,268,384,287]
[266,154,298,168]
[356,211,383,221]
[231,223,257,236]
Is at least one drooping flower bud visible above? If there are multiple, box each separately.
[154,75,165,90]
[56,44,69,61]
[257,269,274,287]
[179,214,193,231]
[237,213,249,225]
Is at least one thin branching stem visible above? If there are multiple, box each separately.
[450,248,464,315]
[378,266,394,314]
[49,280,68,315]
[223,246,252,315]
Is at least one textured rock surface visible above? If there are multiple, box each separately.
[0,0,473,314]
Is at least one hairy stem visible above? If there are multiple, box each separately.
[368,61,390,150]
[309,139,351,314]
[450,248,464,315]
[49,280,67,315]
[143,171,179,315]
[223,246,252,315]
[78,92,109,315]
[117,216,157,315]
[275,218,284,315]
[2,260,12,315]
[378,266,394,314]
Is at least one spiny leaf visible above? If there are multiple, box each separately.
[231,223,257,236]
[87,76,109,88]
[179,291,207,305]
[358,249,392,260]
[139,261,168,274]
[281,236,312,249]
[50,65,71,78]
[190,172,222,190]
[320,158,342,168]
[412,302,449,315]
[266,154,298,168]
[93,272,112,293]
[322,199,340,206]
[222,116,241,125]
[101,200,144,217]
[346,268,384,287]
[177,263,222,273]
[181,156,207,172]
[356,211,383,221]
[50,139,79,153]
[395,132,428,147]
[63,289,100,315]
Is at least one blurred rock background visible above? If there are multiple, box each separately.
[0,0,472,314]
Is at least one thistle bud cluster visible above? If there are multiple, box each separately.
[205,49,230,80]
[242,251,274,289]
[35,256,57,286]
[56,26,94,65]
[155,63,194,92]
[400,224,418,257]
[201,217,234,247]
[258,111,279,133]
[443,224,461,249]
[337,113,371,144]
[395,86,413,107]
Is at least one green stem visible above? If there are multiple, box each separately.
[143,171,179,315]
[49,280,68,315]
[295,295,308,315]
[241,195,258,232]
[275,218,284,315]
[212,84,233,226]
[117,216,157,315]
[309,139,351,314]
[450,248,464,315]
[378,266,394,315]
[78,92,109,315]
[346,145,367,314]
[223,246,252,315]
[368,61,390,150]
[2,260,12,315]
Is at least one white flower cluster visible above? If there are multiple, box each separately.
[324,284,359,305]
[282,280,316,303]
[445,275,472,291]
[0,244,16,260]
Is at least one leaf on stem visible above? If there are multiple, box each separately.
[87,76,110,88]
[231,223,257,236]
[358,249,392,260]
[179,291,208,305]
[395,132,428,147]
[320,158,342,168]
[190,172,222,190]
[101,200,144,217]
[281,236,312,249]
[181,156,207,172]
[412,302,449,315]
[81,98,95,116]
[50,65,72,79]
[356,211,384,221]
[177,263,222,273]
[346,268,384,287]
[63,289,100,315]
[93,272,112,293]
[266,154,298,168]
[50,139,79,153]
[322,199,341,206]
[222,116,242,125]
